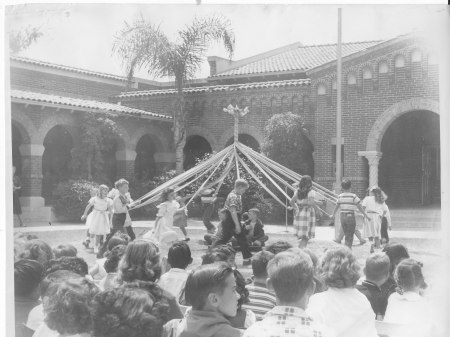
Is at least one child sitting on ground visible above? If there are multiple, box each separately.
[163,262,243,337]
[356,252,391,320]
[242,251,276,321]
[159,241,193,304]
[243,208,268,248]
[384,259,436,336]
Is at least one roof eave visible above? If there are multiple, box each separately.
[209,69,307,81]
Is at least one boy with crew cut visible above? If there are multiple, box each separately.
[356,252,391,320]
[163,262,242,337]
[242,251,276,321]
[159,241,193,304]
[243,251,332,337]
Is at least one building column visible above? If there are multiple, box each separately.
[154,152,176,173]
[19,144,46,208]
[358,151,383,188]
[116,148,137,179]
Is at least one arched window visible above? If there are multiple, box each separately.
[378,61,389,74]
[347,72,357,85]
[363,68,372,79]
[317,83,327,95]
[411,49,422,63]
[394,55,405,68]
[291,96,299,113]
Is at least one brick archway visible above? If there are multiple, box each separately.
[366,98,440,152]
[219,124,263,149]
[187,126,218,152]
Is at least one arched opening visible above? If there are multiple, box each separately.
[135,135,158,180]
[12,124,23,175]
[42,125,73,205]
[226,134,261,152]
[379,110,440,207]
[183,135,212,170]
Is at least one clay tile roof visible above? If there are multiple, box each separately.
[116,78,310,98]
[11,89,172,120]
[11,56,128,82]
[213,41,382,77]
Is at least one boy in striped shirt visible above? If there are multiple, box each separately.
[242,251,276,320]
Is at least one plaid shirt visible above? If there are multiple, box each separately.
[243,306,333,337]
[224,189,242,213]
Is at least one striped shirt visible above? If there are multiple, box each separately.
[337,192,360,212]
[242,283,277,321]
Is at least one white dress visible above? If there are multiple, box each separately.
[86,197,111,236]
[143,200,179,245]
[361,196,388,238]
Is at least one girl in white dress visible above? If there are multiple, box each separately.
[361,187,389,253]
[143,188,187,245]
[81,185,113,254]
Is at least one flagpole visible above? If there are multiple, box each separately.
[336,8,343,194]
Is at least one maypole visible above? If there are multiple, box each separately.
[335,7,343,194]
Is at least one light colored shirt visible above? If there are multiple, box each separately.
[243,306,333,337]
[113,194,129,214]
[26,304,44,331]
[158,268,189,302]
[32,322,91,337]
[241,283,276,321]
[307,287,378,337]
[336,192,361,212]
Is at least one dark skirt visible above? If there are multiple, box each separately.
[13,191,22,215]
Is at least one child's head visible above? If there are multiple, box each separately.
[288,248,318,271]
[19,239,54,265]
[318,247,360,289]
[382,243,410,276]
[394,259,426,293]
[161,188,176,202]
[104,245,127,274]
[92,286,167,337]
[234,269,249,309]
[265,240,293,255]
[234,179,249,195]
[40,270,83,300]
[241,212,250,222]
[267,251,314,305]
[44,256,89,277]
[251,250,275,280]
[364,252,391,285]
[14,259,44,300]
[201,250,229,265]
[370,187,385,204]
[106,233,130,254]
[248,208,260,221]
[218,208,231,222]
[53,244,77,259]
[212,245,236,264]
[98,184,109,198]
[44,278,99,336]
[341,179,352,191]
[116,179,129,194]
[185,262,239,317]
[297,175,313,199]
[168,241,193,269]
[118,240,161,283]
[90,187,99,198]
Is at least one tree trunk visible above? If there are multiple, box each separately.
[174,78,186,174]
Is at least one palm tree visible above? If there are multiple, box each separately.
[113,15,235,173]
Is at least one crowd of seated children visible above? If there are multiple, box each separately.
[100,244,127,291]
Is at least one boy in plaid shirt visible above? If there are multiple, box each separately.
[243,251,333,337]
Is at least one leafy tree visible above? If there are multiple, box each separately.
[262,111,314,177]
[113,15,235,173]
[9,26,43,55]
[70,113,121,183]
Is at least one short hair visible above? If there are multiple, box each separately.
[265,241,293,255]
[318,247,360,288]
[241,212,250,222]
[251,251,275,278]
[168,241,192,269]
[14,259,44,297]
[235,179,249,189]
[184,262,235,310]
[118,240,161,283]
[267,251,314,303]
[53,244,77,259]
[161,188,175,202]
[98,184,109,194]
[116,179,129,189]
[104,245,127,273]
[382,243,410,275]
[40,270,83,298]
[248,208,260,215]
[364,253,391,282]
[44,257,89,276]
[394,259,425,292]
[341,179,352,190]
[44,278,99,335]
[287,248,318,269]
[212,245,236,260]
[92,286,169,337]
[201,251,229,265]
[19,239,54,265]
[106,234,129,253]
[234,269,249,308]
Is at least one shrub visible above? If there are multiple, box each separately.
[52,180,99,222]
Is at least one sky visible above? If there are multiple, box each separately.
[5,3,448,81]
